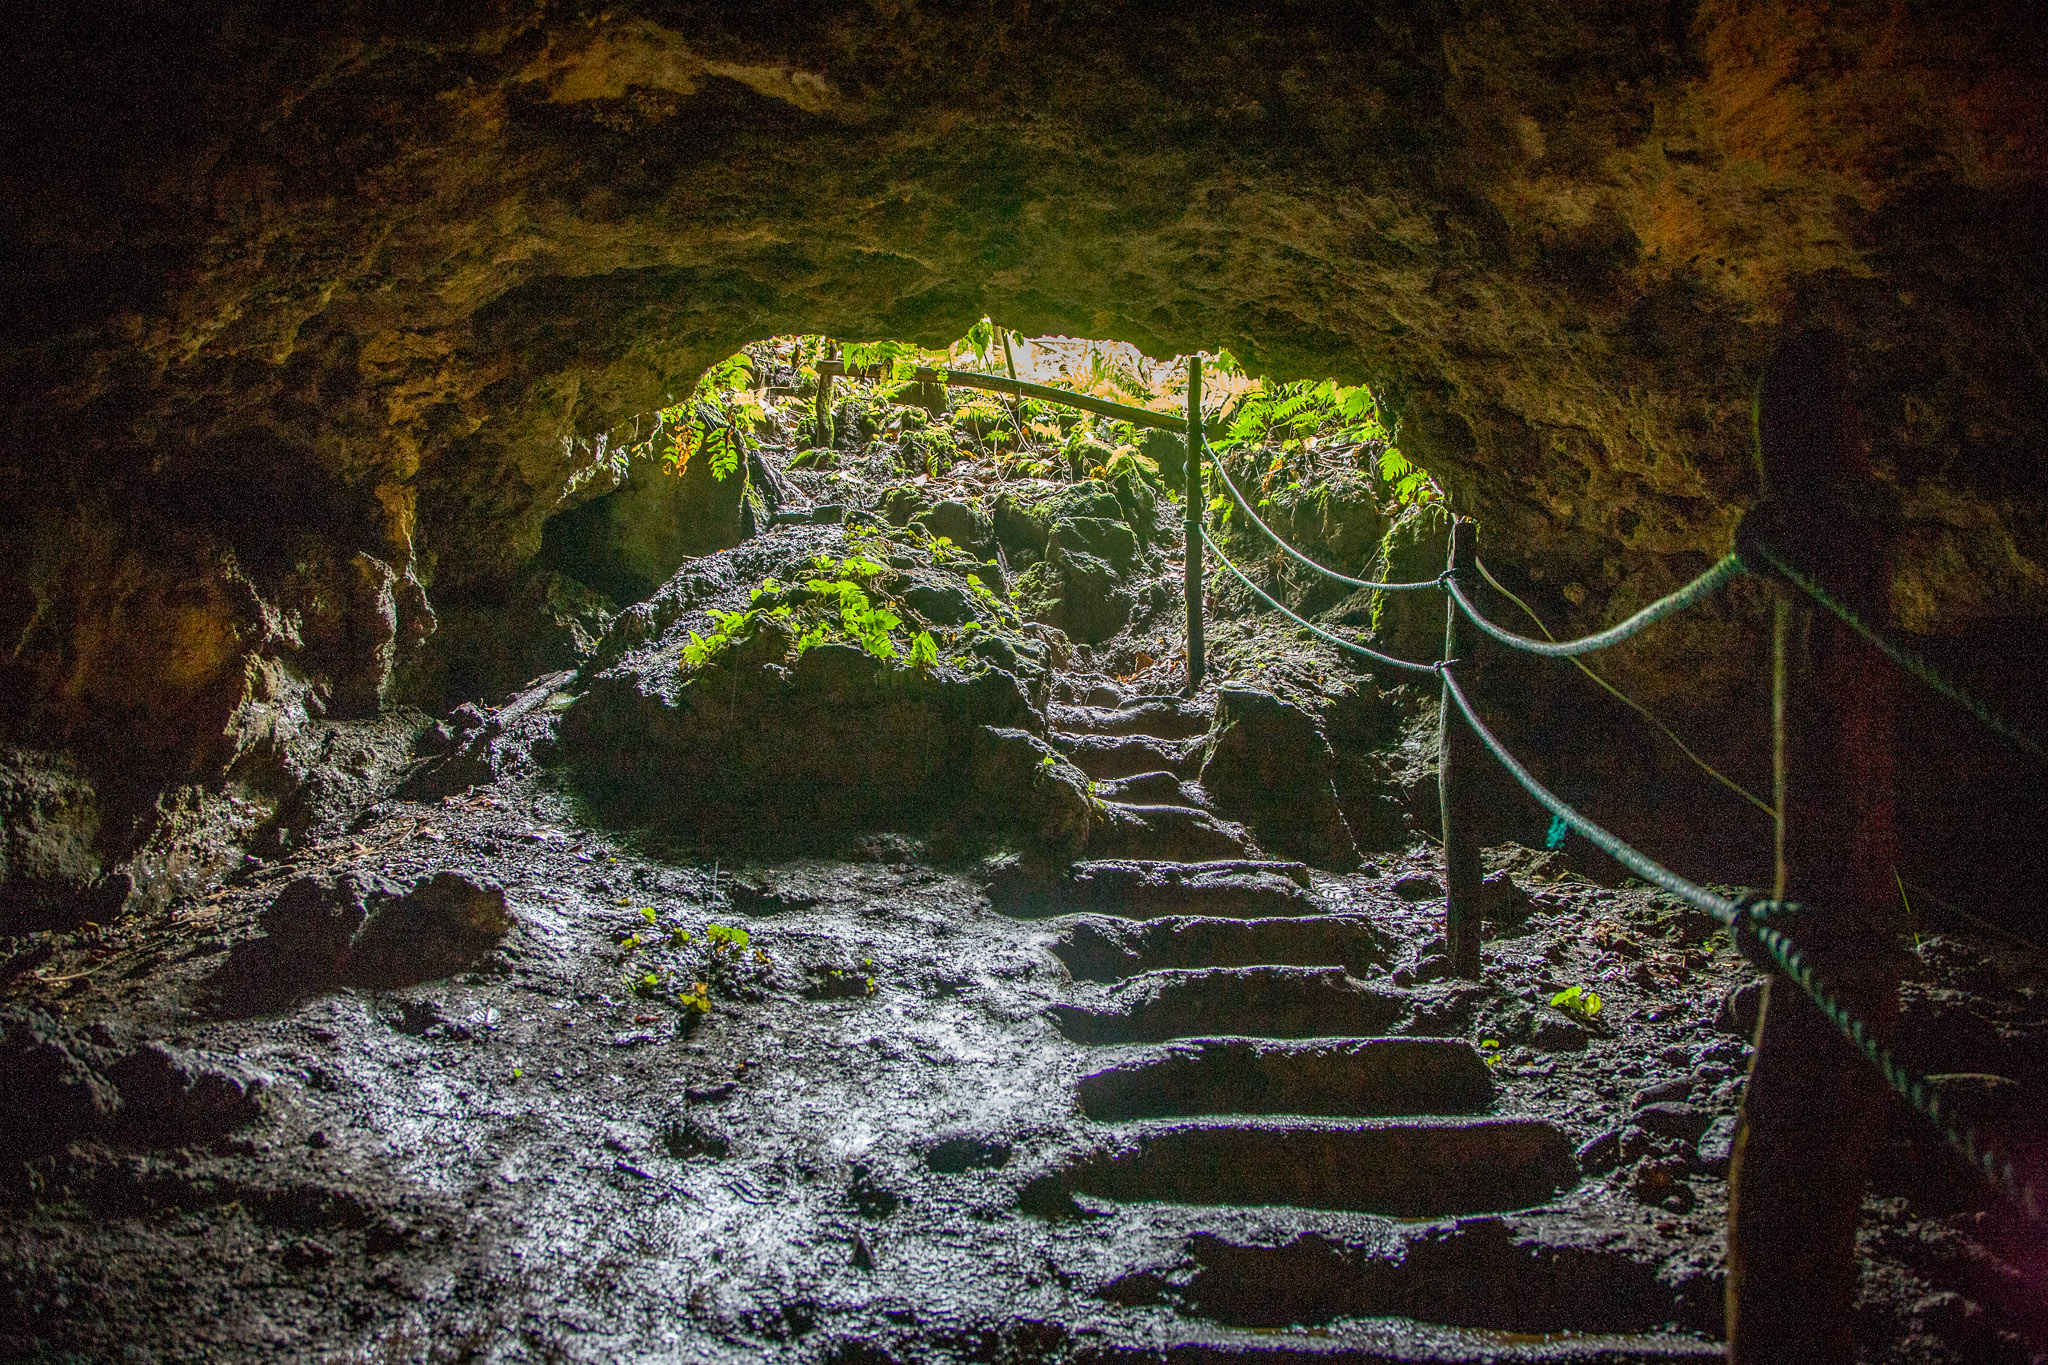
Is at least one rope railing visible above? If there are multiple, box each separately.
[876,348,2040,1238]
[1475,554,1778,820]
[1444,553,1748,657]
[1194,460,2042,1228]
[1201,528,1440,676]
[1440,668,2041,1222]
[1207,447,1443,592]
[1738,530,2048,766]
[1209,455,2037,765]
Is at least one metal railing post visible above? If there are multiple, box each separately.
[1184,355,1206,694]
[1727,329,1902,1362]
[1439,517,1483,979]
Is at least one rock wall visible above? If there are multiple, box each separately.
[3,1,2044,916]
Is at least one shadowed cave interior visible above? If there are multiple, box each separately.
[3,3,2048,1362]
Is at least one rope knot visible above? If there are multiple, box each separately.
[1435,567,1461,591]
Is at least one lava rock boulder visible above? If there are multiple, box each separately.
[559,531,1088,859]
[1200,686,1360,870]
[215,869,513,1010]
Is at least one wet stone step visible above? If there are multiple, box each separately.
[1054,913,1389,981]
[1075,680,1131,708]
[1050,699,1212,740]
[1076,860,1312,920]
[1096,770,1204,806]
[1078,1037,1494,1121]
[990,860,1311,920]
[1098,1220,1725,1339]
[1092,803,1258,862]
[1066,1324,1725,1364]
[1022,1116,1579,1218]
[1050,966,1409,1044]
[1053,733,1204,781]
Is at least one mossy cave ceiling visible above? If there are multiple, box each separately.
[3,0,2045,906]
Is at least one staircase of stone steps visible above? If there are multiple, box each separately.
[1007,682,1724,1361]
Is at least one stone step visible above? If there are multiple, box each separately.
[1054,913,1389,981]
[1066,1323,1723,1363]
[1076,680,1131,709]
[1095,770,1203,806]
[1052,732,1203,781]
[1079,1037,1494,1121]
[990,860,1312,921]
[1050,699,1212,740]
[1050,966,1409,1044]
[1021,1115,1579,1218]
[1093,803,1257,862]
[1094,1219,1725,1342]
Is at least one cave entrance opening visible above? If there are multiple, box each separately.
[538,321,1442,632]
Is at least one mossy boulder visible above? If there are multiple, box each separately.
[558,525,1086,859]
[1200,685,1360,870]
[538,449,751,606]
[1319,503,1452,667]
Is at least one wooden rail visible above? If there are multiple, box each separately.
[812,360,1188,434]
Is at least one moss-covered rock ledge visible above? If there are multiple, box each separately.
[558,523,1092,859]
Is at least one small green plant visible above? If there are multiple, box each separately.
[659,352,763,482]
[800,577,900,659]
[1201,355,1438,510]
[1549,985,1605,1021]
[615,913,769,1016]
[908,630,940,670]
[1376,448,1438,506]
[843,336,948,379]
[706,923,751,951]
[1210,376,1384,455]
[674,550,935,678]
[681,605,766,670]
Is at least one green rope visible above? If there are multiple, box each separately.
[1474,555,1777,820]
[1439,667,2042,1224]
[1748,915,2041,1222]
[1445,553,1747,657]
[1195,472,2041,1216]
[1201,528,1439,675]
[1438,668,1735,912]
[1208,453,1442,591]
[1742,538,2046,765]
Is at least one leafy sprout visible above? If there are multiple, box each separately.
[1549,985,1605,1021]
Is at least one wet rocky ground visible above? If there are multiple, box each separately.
[3,690,2042,1362]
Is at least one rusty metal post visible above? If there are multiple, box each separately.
[1726,329,1902,1363]
[1184,355,1206,694]
[1439,517,1483,979]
